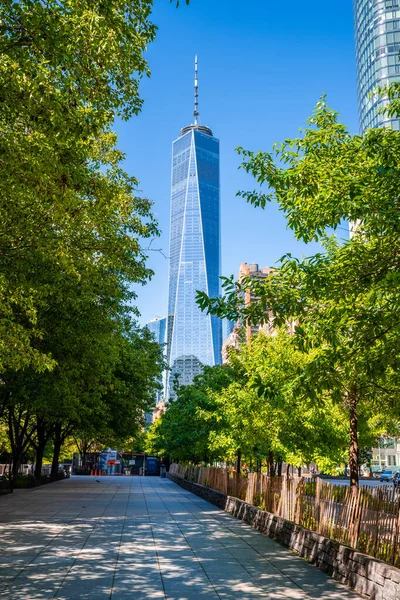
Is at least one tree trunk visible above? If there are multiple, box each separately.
[51,423,63,478]
[277,461,282,476]
[11,448,22,484]
[268,451,275,476]
[236,448,242,472]
[298,467,302,477]
[80,439,88,467]
[7,408,33,486]
[34,443,45,481]
[349,386,359,492]
[34,418,47,480]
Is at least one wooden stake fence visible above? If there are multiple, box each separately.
[169,463,400,568]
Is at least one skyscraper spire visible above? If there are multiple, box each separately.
[194,55,199,125]
[180,54,211,137]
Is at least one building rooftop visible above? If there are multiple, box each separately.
[180,124,213,137]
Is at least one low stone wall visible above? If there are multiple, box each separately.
[167,473,400,600]
[167,472,226,509]
[225,496,400,600]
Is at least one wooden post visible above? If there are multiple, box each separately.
[373,488,383,558]
[391,490,400,566]
[315,477,321,532]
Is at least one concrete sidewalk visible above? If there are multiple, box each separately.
[0,476,362,599]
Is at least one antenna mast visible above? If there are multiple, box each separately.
[194,55,199,125]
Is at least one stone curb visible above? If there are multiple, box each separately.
[167,473,400,600]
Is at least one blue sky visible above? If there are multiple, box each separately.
[114,0,358,326]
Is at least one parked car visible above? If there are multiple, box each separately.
[371,467,383,478]
[380,469,394,482]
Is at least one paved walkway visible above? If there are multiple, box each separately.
[0,476,362,599]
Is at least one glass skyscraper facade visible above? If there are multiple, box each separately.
[354,0,400,131]
[145,317,167,408]
[166,122,222,396]
[146,317,167,348]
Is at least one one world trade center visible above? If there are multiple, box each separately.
[166,57,222,397]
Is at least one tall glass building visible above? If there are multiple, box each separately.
[166,58,222,396]
[145,317,167,409]
[354,0,400,131]
[146,317,167,348]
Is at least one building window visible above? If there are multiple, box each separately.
[379,437,396,449]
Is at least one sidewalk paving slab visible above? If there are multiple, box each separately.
[0,476,364,599]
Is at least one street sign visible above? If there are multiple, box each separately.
[107,459,116,466]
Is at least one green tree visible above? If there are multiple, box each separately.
[145,365,235,463]
[146,331,352,474]
[91,326,166,449]
[207,332,350,474]
[0,0,158,372]
[0,1,169,481]
[198,97,400,489]
[1,319,165,482]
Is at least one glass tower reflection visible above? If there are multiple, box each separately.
[354,0,400,131]
[166,113,222,397]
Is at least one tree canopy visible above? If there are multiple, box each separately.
[146,331,362,474]
[145,365,235,463]
[0,1,166,483]
[197,95,400,487]
[0,0,158,372]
